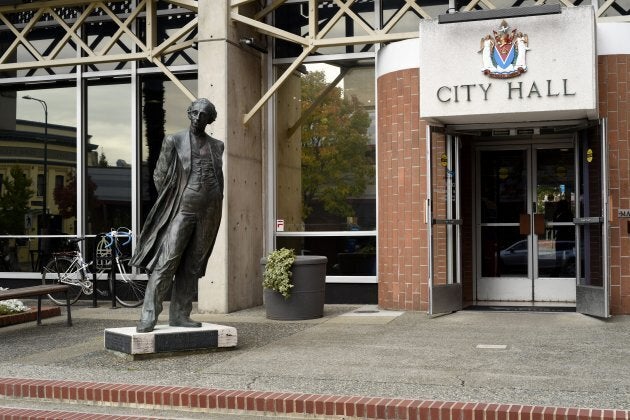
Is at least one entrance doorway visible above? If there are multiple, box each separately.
[475,142,576,303]
[427,121,609,317]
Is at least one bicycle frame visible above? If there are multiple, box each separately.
[42,228,146,308]
[49,253,93,295]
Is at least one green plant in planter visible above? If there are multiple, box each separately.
[262,248,296,299]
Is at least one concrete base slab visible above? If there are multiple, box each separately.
[104,323,237,358]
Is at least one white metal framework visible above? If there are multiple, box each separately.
[1,0,627,117]
[230,0,629,124]
[0,0,198,100]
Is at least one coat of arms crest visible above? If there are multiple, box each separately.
[479,20,529,79]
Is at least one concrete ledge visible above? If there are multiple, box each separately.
[1,377,627,419]
[104,323,237,356]
[0,307,61,328]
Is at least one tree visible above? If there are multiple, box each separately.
[0,167,34,235]
[53,171,98,219]
[300,71,374,222]
[98,149,109,167]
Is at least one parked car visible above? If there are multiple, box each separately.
[499,239,576,277]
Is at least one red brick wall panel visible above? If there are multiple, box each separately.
[599,55,630,314]
[378,69,427,311]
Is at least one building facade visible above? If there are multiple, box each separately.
[0,0,628,316]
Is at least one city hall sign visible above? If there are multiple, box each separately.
[435,79,576,103]
[419,7,597,124]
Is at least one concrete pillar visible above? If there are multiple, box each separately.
[196,0,265,312]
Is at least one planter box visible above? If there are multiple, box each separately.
[0,306,61,327]
[262,255,327,320]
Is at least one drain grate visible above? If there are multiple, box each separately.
[354,310,380,314]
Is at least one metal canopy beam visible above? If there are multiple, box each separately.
[229,0,626,125]
[0,0,197,101]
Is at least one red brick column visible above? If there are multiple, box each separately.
[377,68,427,311]
[599,55,630,315]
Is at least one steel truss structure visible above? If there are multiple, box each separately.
[0,0,627,120]
[231,0,628,123]
[0,0,198,100]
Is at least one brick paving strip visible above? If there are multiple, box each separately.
[1,378,629,419]
[0,407,160,420]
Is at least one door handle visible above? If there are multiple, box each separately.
[534,213,545,236]
[519,214,530,235]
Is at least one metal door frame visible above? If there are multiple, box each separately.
[473,139,575,303]
[427,125,462,315]
[575,119,610,317]
[474,144,532,301]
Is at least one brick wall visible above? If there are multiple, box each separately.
[377,68,427,311]
[599,55,630,315]
[378,57,630,314]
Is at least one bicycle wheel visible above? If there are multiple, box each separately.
[113,257,147,307]
[42,257,83,305]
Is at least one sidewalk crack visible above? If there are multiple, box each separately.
[247,375,260,390]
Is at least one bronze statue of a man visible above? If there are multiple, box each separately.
[130,98,224,333]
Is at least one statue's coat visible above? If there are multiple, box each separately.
[130,129,224,276]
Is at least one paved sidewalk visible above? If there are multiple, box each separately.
[1,302,629,418]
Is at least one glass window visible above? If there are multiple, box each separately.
[36,174,45,197]
[139,75,197,228]
[275,62,376,279]
[276,63,375,232]
[277,236,376,276]
[0,84,77,271]
[86,80,132,234]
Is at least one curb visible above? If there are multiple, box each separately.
[1,378,628,419]
[0,307,61,328]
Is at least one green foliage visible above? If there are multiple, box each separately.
[0,167,34,235]
[53,171,98,219]
[301,71,374,219]
[262,248,296,299]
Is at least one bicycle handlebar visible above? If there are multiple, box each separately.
[103,228,133,248]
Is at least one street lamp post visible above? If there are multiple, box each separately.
[23,95,48,234]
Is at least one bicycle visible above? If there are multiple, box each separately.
[41,228,148,307]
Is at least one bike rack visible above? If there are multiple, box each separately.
[90,233,118,309]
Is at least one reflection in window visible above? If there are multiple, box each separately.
[277,236,376,276]
[86,82,132,234]
[276,64,375,232]
[0,85,77,271]
[139,76,197,228]
[37,174,45,197]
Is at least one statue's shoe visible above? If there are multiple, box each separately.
[169,318,202,328]
[136,321,155,333]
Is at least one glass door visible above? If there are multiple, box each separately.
[534,146,576,301]
[575,121,610,317]
[476,147,531,300]
[428,126,462,315]
[476,142,576,303]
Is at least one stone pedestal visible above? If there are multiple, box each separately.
[104,323,237,358]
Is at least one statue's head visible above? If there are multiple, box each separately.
[187,98,217,135]
[187,98,217,125]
